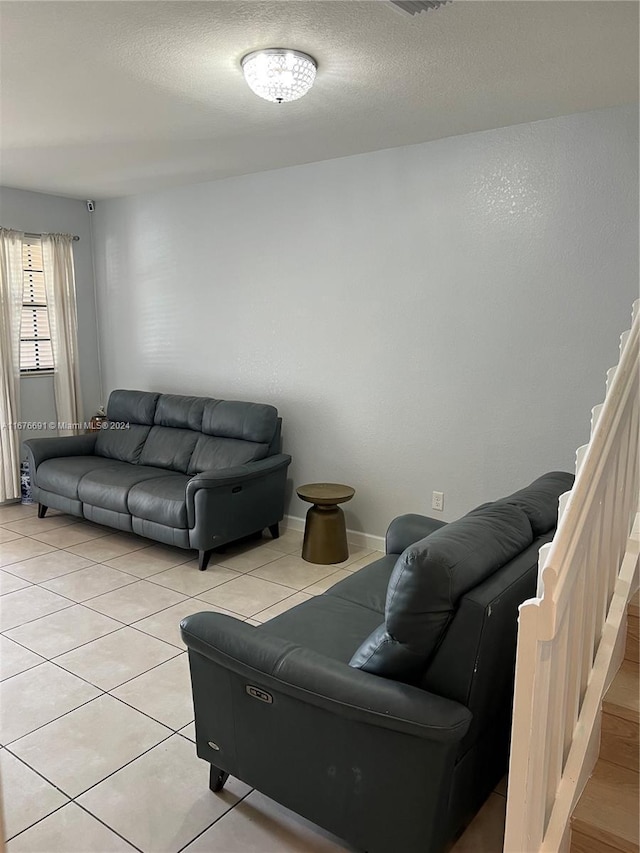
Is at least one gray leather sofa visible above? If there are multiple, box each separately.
[181,471,573,852]
[24,389,291,569]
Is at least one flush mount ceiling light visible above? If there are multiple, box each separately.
[241,49,317,104]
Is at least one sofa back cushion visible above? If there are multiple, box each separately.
[202,400,278,444]
[95,390,159,463]
[421,533,552,726]
[154,395,207,431]
[105,389,159,424]
[139,426,200,473]
[96,389,280,471]
[349,503,533,682]
[188,436,269,474]
[183,399,277,473]
[495,471,574,535]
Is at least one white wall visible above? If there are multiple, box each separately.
[93,104,639,537]
[0,187,102,446]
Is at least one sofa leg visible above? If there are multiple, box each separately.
[268,523,280,540]
[209,764,229,793]
[198,549,213,571]
[38,503,48,519]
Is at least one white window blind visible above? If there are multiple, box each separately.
[20,236,54,372]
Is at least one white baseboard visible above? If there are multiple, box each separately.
[282,514,385,554]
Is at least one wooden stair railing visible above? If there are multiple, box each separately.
[503,299,640,853]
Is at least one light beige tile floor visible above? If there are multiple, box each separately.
[6,802,135,852]
[197,573,298,617]
[132,598,241,648]
[66,531,150,562]
[147,561,240,596]
[3,549,95,583]
[82,579,187,623]
[111,653,194,729]
[0,537,57,568]
[0,586,74,632]
[0,749,69,840]
[40,562,138,601]
[54,626,181,691]
[29,521,111,549]
[0,528,25,544]
[4,603,121,657]
[250,553,337,589]
[0,636,44,681]
[10,694,172,797]
[0,571,30,596]
[0,506,507,852]
[2,514,76,536]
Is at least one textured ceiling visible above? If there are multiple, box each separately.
[0,0,638,199]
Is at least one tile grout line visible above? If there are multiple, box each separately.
[1,556,101,584]
[43,642,185,695]
[4,777,145,853]
[0,600,78,633]
[68,800,144,853]
[1,689,107,749]
[174,785,255,853]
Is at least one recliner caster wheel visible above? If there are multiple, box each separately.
[209,765,229,792]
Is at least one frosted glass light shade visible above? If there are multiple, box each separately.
[241,49,317,103]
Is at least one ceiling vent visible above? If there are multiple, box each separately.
[389,1,450,15]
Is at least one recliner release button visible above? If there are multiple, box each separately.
[246,685,273,704]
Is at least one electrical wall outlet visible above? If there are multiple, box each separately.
[432,491,444,512]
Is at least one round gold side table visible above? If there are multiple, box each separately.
[296,483,355,565]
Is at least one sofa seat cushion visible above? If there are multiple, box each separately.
[259,596,383,663]
[78,464,169,513]
[36,456,121,500]
[324,556,396,614]
[128,474,190,529]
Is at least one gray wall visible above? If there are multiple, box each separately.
[0,187,102,445]
[92,104,639,536]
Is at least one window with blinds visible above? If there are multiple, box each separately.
[20,236,54,372]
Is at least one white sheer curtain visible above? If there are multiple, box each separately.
[42,234,83,436]
[0,228,25,501]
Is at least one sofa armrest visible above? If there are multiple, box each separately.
[185,454,291,530]
[181,611,471,743]
[186,454,291,493]
[24,435,99,471]
[385,513,448,555]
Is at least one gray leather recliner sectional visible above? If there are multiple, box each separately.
[181,471,574,852]
[24,389,291,569]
